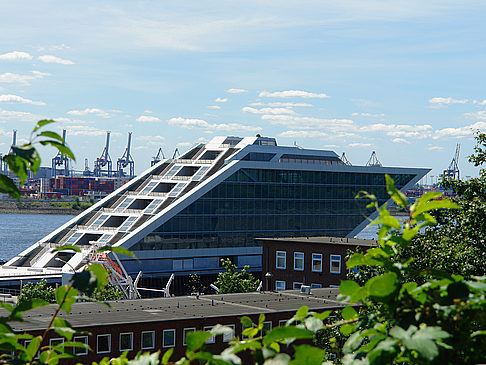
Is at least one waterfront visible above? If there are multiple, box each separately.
[0,213,73,261]
[0,213,379,261]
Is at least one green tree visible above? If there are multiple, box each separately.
[213,259,260,294]
[17,279,55,305]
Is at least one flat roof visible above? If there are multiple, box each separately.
[257,236,377,247]
[8,288,343,332]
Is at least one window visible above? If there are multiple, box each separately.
[183,328,196,346]
[73,336,88,355]
[97,334,111,354]
[119,333,133,352]
[312,253,322,272]
[275,280,286,290]
[311,283,322,289]
[330,255,341,274]
[204,326,215,344]
[278,320,287,327]
[294,252,304,271]
[293,282,303,290]
[223,325,235,343]
[163,329,176,348]
[141,331,155,350]
[24,340,39,359]
[262,321,272,336]
[276,251,286,269]
[49,338,64,348]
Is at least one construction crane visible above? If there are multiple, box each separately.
[51,129,70,177]
[366,151,382,167]
[116,132,135,178]
[340,152,352,166]
[151,148,165,166]
[442,143,460,180]
[94,131,113,177]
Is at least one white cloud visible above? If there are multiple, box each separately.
[168,117,261,132]
[473,100,486,105]
[0,71,50,84]
[427,146,444,151]
[227,88,248,94]
[428,97,467,105]
[349,142,372,148]
[351,112,385,117]
[279,130,328,138]
[207,105,221,110]
[215,98,227,102]
[363,123,433,138]
[67,108,111,118]
[391,138,411,144]
[242,106,295,115]
[143,110,153,113]
[0,94,45,106]
[67,125,120,137]
[259,90,329,99]
[0,109,39,121]
[262,114,357,132]
[433,122,486,139]
[38,55,75,65]
[464,110,486,120]
[250,102,313,107]
[135,135,165,146]
[0,51,33,61]
[136,115,161,122]
[177,142,193,147]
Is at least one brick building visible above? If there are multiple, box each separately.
[9,288,343,363]
[259,236,376,290]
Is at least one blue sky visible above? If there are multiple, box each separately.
[1,1,485,180]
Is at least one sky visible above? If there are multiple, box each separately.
[1,1,485,180]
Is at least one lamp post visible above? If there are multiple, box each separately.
[55,258,75,272]
[265,272,272,291]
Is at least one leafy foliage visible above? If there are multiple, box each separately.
[213,258,260,294]
[17,279,56,304]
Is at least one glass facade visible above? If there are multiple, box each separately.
[130,168,415,251]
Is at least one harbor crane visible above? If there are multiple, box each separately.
[340,152,352,166]
[1,130,17,174]
[442,143,460,180]
[172,148,180,159]
[116,132,135,178]
[366,151,382,167]
[151,148,165,166]
[94,131,113,177]
[51,129,70,177]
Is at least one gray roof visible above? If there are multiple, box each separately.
[257,236,377,247]
[9,288,343,331]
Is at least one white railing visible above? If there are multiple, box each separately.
[172,176,191,181]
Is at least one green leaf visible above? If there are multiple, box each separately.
[340,280,361,296]
[51,245,81,253]
[447,281,469,299]
[70,270,99,296]
[341,306,358,321]
[343,331,363,354]
[97,245,136,258]
[412,199,459,218]
[161,348,173,364]
[304,316,323,332]
[340,323,357,336]
[55,285,78,314]
[12,298,49,317]
[37,130,65,143]
[296,306,308,319]
[52,318,76,341]
[366,272,398,298]
[88,263,109,290]
[385,174,408,208]
[25,336,41,360]
[240,316,253,328]
[39,140,76,160]
[290,344,325,365]
[32,119,56,132]
[0,174,20,199]
[186,331,212,352]
[263,327,313,346]
[3,155,28,184]
[310,310,331,320]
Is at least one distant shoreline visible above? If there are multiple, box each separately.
[0,200,86,216]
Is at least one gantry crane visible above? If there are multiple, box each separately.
[366,151,382,167]
[1,130,17,174]
[151,148,165,166]
[94,132,113,177]
[116,132,135,178]
[340,152,352,166]
[51,129,70,177]
[442,143,460,180]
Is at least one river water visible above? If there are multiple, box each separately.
[0,213,380,261]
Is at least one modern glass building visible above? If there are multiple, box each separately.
[3,136,428,279]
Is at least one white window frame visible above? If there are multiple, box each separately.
[163,329,176,348]
[294,252,304,271]
[312,253,323,272]
[311,283,322,289]
[293,282,303,290]
[183,328,196,346]
[73,336,88,355]
[278,320,287,327]
[141,331,155,350]
[262,321,272,336]
[204,326,215,344]
[24,340,39,359]
[330,255,341,274]
[119,332,133,352]
[97,334,111,354]
[275,280,286,290]
[49,338,64,348]
[276,251,286,269]
[223,324,235,343]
